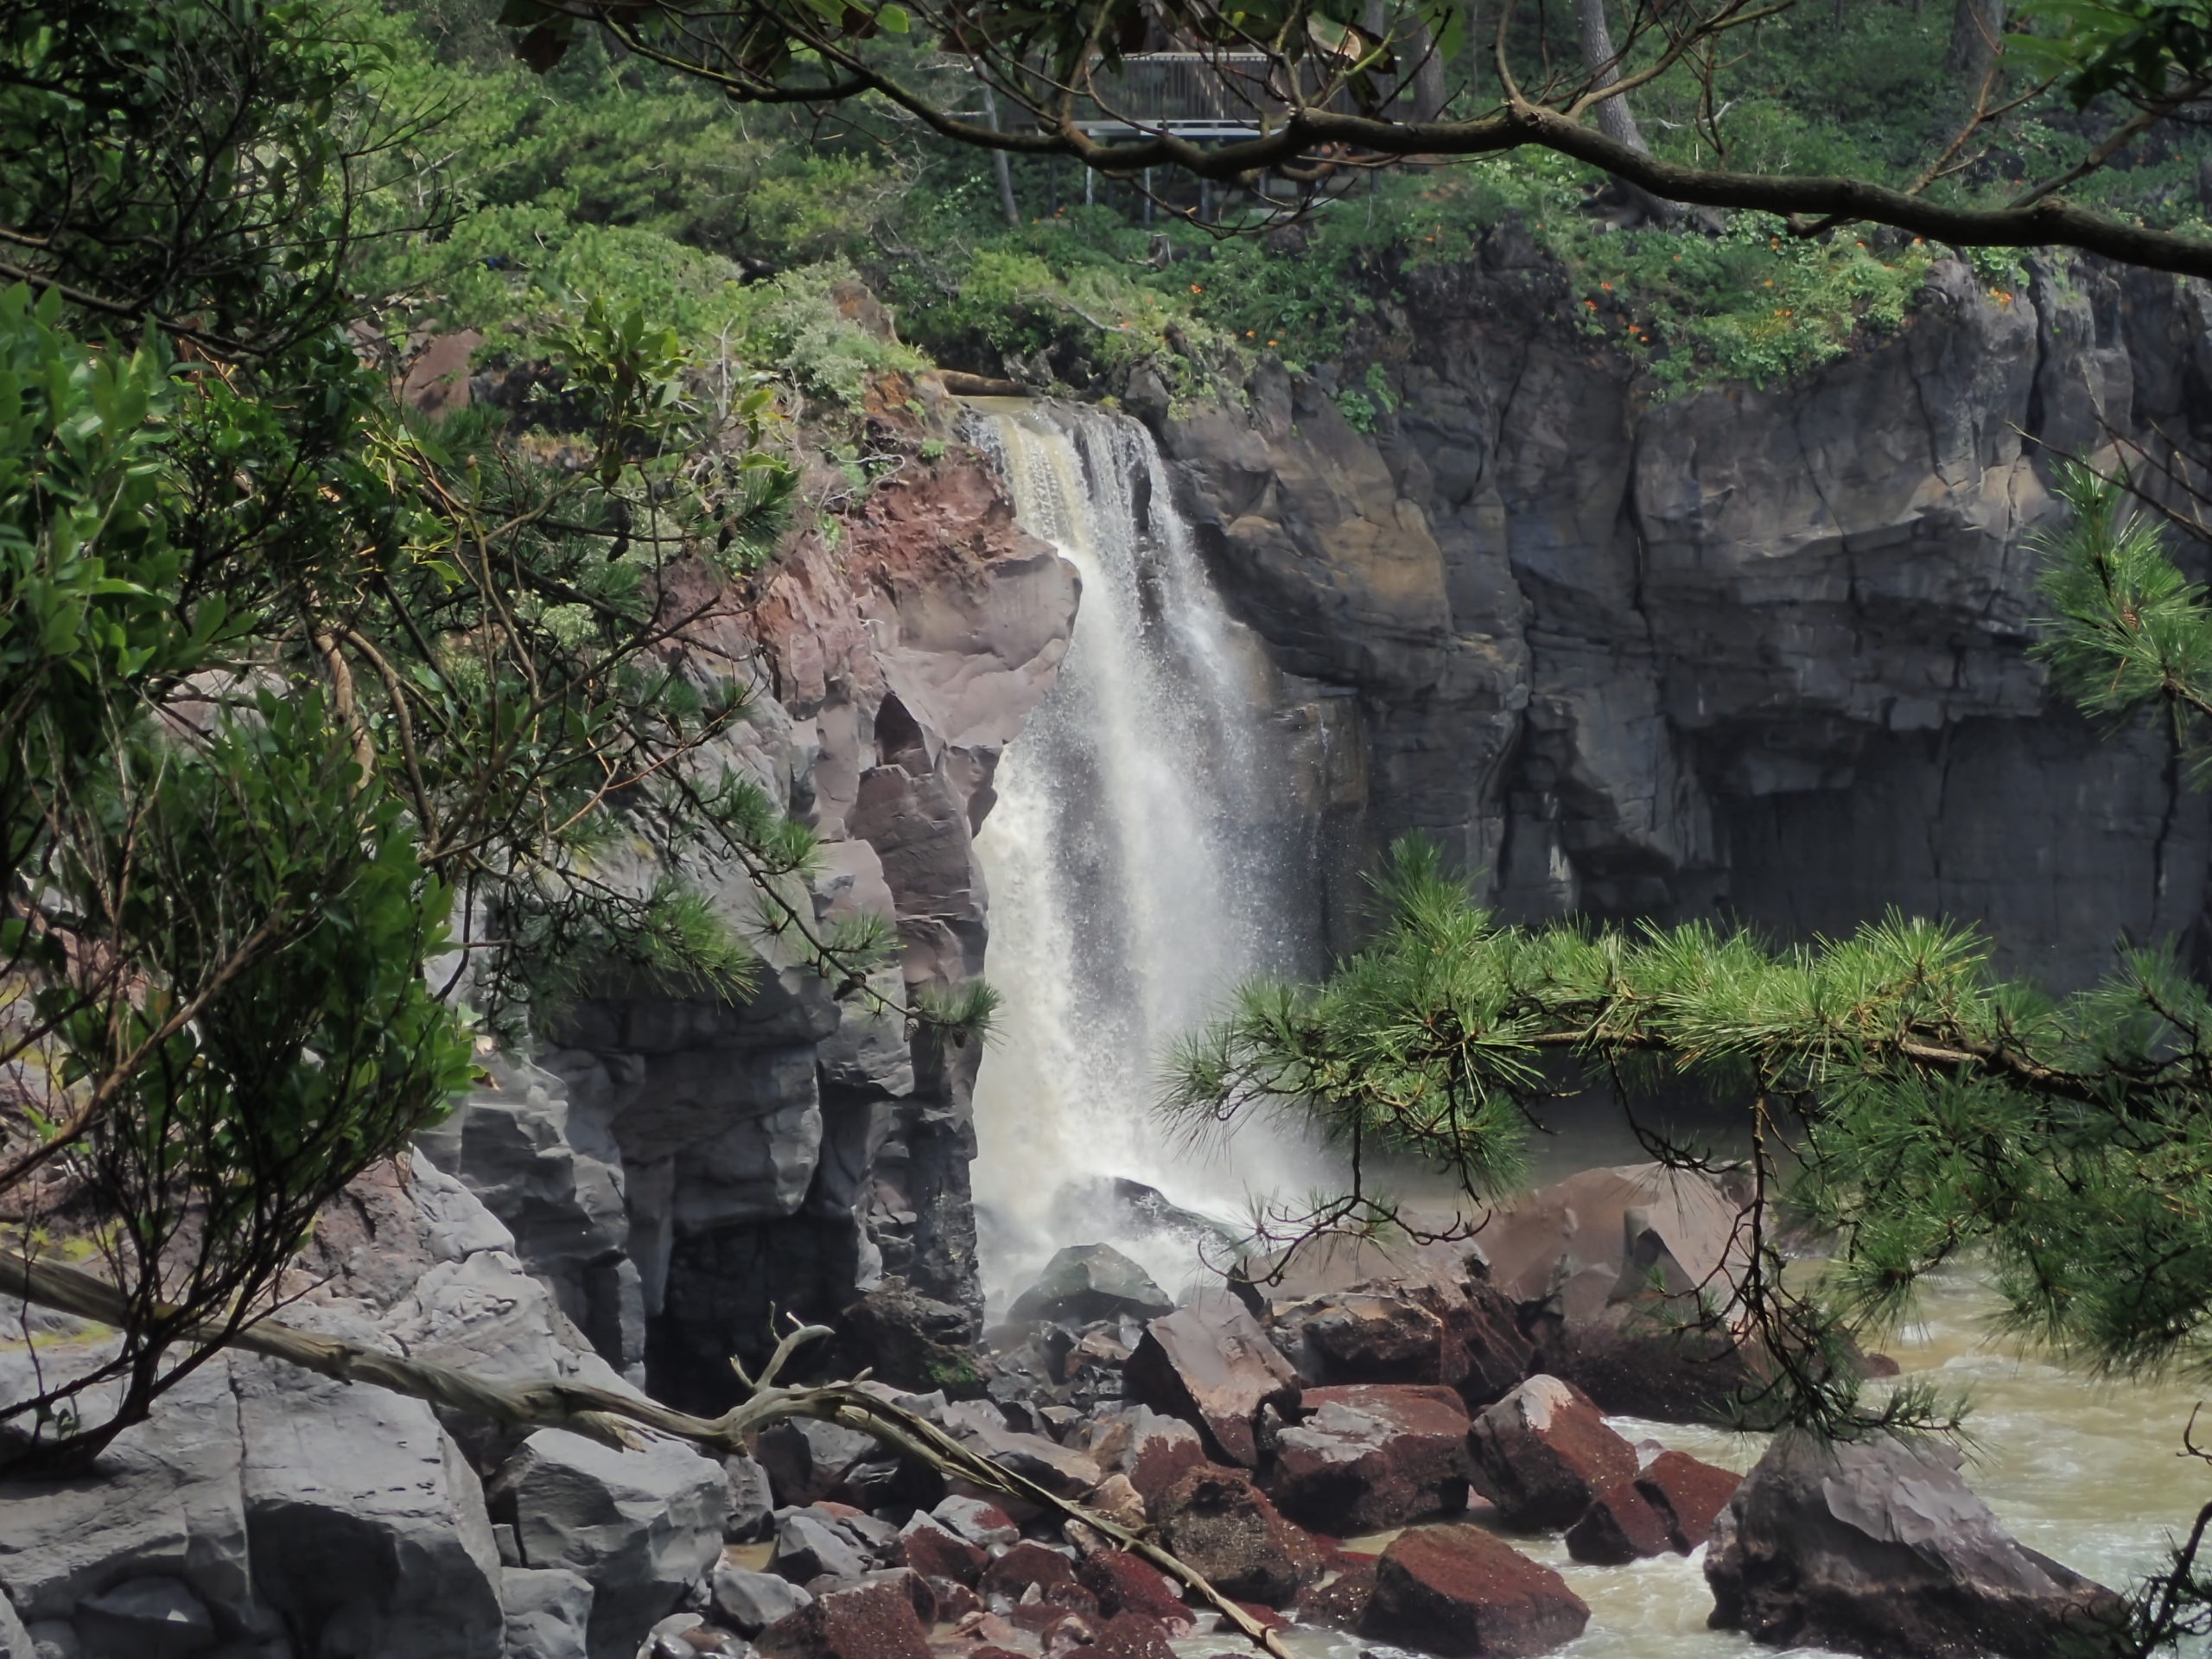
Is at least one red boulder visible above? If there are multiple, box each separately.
[1467,1374,1637,1529]
[1124,1300,1300,1468]
[1273,1382,1474,1535]
[1076,1551,1194,1631]
[1153,1467,1325,1607]
[1636,1449,1741,1552]
[1361,1525,1592,1657]
[755,1577,931,1659]
[1564,1479,1675,1565]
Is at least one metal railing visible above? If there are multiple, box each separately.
[1071,53,1343,137]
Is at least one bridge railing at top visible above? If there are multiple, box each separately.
[1069,52,1351,136]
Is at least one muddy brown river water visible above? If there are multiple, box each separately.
[1237,1267,2212,1659]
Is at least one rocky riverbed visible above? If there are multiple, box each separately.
[0,1157,2164,1659]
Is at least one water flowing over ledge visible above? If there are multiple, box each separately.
[966,399,1322,1308]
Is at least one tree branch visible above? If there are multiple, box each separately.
[0,1247,1293,1657]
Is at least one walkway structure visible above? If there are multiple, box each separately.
[1071,52,1313,139]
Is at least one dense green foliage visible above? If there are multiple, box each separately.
[0,0,928,1470]
[342,1,2202,405]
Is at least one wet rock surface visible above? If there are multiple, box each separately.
[1467,1376,1639,1531]
[1123,1300,1301,1468]
[1007,1245,1174,1325]
[1705,1429,2124,1659]
[1154,257,2212,995]
[1273,1383,1474,1535]
[1362,1525,1592,1657]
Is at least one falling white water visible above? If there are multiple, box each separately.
[967,400,1320,1309]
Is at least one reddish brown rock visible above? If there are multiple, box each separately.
[1154,1467,1325,1608]
[931,1496,1021,1548]
[1295,1554,1378,1629]
[1271,1291,1449,1384]
[1076,1552,1193,1631]
[756,1577,931,1659]
[929,1579,982,1623]
[1635,1450,1741,1553]
[1124,1301,1300,1468]
[982,1541,1084,1602]
[1090,1611,1179,1658]
[1103,1407,1211,1505]
[1565,1480,1675,1565]
[867,1568,938,1626]
[898,1514,987,1585]
[1273,1382,1475,1535]
[1467,1375,1638,1529]
[1414,1275,1539,1409]
[1361,1525,1592,1657]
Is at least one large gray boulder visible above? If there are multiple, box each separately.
[1007,1245,1173,1325]
[414,1057,637,1373]
[1705,1429,2123,1659]
[74,1577,214,1659]
[232,1334,505,1659]
[0,1350,258,1637]
[499,1567,593,1659]
[491,1429,729,1659]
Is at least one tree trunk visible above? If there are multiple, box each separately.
[1575,0,1680,223]
[1945,0,2005,83]
[1465,0,1483,104]
[981,81,1020,226]
[1412,21,1448,119]
[1575,0,1649,153]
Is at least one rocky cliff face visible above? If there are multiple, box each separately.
[419,449,1077,1412]
[1147,252,2212,989]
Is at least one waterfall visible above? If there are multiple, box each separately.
[967,400,1319,1308]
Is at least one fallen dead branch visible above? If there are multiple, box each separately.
[0,1246,1293,1659]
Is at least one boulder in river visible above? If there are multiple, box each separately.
[1635,1449,1740,1553]
[1270,1290,1452,1385]
[1124,1299,1301,1468]
[1567,1448,1742,1563]
[1152,1467,1325,1607]
[1466,1374,1638,1530]
[1705,1428,2125,1659]
[1360,1524,1592,1657]
[754,1575,931,1659]
[1272,1382,1475,1535]
[1009,1243,1175,1325]
[1563,1478,1675,1565]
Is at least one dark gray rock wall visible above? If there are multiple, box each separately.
[1156,252,2212,988]
[419,452,1077,1414]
